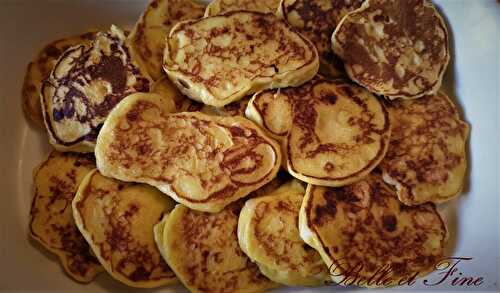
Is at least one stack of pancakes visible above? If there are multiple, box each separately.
[25,0,469,291]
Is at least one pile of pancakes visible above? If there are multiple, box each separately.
[25,0,469,291]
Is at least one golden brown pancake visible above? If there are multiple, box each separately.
[204,0,281,16]
[155,202,278,293]
[29,151,102,283]
[332,0,450,99]
[72,169,177,288]
[246,77,391,187]
[300,173,448,287]
[95,93,281,212]
[277,0,364,77]
[238,180,329,286]
[380,92,469,205]
[128,0,206,80]
[22,31,96,127]
[41,25,151,152]
[163,11,319,107]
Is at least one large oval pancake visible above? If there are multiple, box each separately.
[29,151,102,283]
[204,0,281,16]
[41,25,151,153]
[246,77,391,187]
[155,203,278,293]
[22,31,96,127]
[277,0,364,78]
[238,180,329,286]
[299,173,447,287]
[72,169,177,288]
[332,0,450,100]
[163,11,319,107]
[95,93,281,212]
[128,0,205,80]
[380,92,469,205]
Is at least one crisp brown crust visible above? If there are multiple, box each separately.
[303,173,447,286]
[332,0,449,99]
[380,92,469,205]
[41,26,150,152]
[29,151,102,283]
[278,0,364,77]
[22,31,97,127]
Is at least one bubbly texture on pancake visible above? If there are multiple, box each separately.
[246,77,390,186]
[238,181,329,286]
[300,174,447,287]
[72,170,176,288]
[29,151,102,283]
[204,0,281,16]
[41,26,151,152]
[380,92,469,205]
[278,0,364,77]
[96,93,281,212]
[22,31,97,127]
[155,203,278,293]
[164,11,319,107]
[332,0,450,99]
[129,0,205,80]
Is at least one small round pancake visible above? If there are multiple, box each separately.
[204,0,281,16]
[29,151,102,283]
[41,25,151,153]
[128,0,205,80]
[22,31,96,127]
[332,0,450,99]
[299,173,448,287]
[380,92,469,205]
[155,202,278,293]
[246,77,391,187]
[72,169,177,288]
[238,180,329,286]
[96,93,281,213]
[277,0,364,77]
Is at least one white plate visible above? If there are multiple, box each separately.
[0,0,498,292]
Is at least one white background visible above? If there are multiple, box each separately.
[0,0,498,292]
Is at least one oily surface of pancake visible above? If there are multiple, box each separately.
[246,77,390,187]
[380,92,469,205]
[129,0,205,80]
[332,0,450,99]
[278,0,364,77]
[41,25,151,152]
[155,203,278,293]
[164,11,319,107]
[204,0,281,16]
[22,31,96,127]
[72,169,177,288]
[238,180,329,286]
[29,151,102,283]
[300,173,447,287]
[95,93,281,212]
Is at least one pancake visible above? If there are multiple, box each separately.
[128,0,205,80]
[380,92,469,205]
[154,202,278,293]
[41,25,151,153]
[22,31,97,127]
[238,180,329,286]
[299,173,448,287]
[204,0,281,16]
[72,169,177,288]
[95,93,281,212]
[277,0,364,77]
[29,151,102,283]
[332,0,450,100]
[246,77,391,187]
[163,11,319,107]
